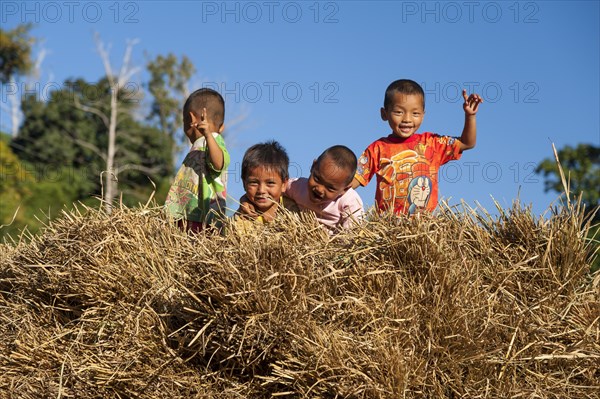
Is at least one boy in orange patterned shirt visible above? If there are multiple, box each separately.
[352,79,483,215]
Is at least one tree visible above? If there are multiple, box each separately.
[0,136,33,234]
[0,24,47,137]
[146,53,195,160]
[537,143,600,272]
[536,143,600,212]
[11,76,173,218]
[84,34,141,213]
[66,34,173,213]
[0,24,33,84]
[3,31,176,237]
[11,78,106,198]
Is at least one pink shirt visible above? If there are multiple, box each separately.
[285,178,364,232]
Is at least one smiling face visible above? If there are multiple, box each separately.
[307,155,352,204]
[243,165,287,213]
[381,92,425,139]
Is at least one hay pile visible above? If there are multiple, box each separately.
[1,201,598,398]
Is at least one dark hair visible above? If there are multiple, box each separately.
[315,145,357,185]
[241,140,290,182]
[383,79,425,111]
[183,88,225,128]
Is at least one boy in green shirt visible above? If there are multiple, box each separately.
[164,88,230,232]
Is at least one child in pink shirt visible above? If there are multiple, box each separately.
[285,145,364,233]
[238,145,364,233]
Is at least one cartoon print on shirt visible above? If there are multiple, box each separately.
[375,143,436,214]
[378,149,418,204]
[357,154,370,180]
[408,175,432,214]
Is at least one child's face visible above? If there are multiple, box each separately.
[243,165,287,213]
[381,92,425,139]
[307,156,352,204]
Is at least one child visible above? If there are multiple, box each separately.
[352,79,483,215]
[164,88,230,232]
[236,140,299,223]
[285,145,364,233]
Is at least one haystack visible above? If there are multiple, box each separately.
[1,200,598,398]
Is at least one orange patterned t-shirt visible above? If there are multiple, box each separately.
[355,132,462,215]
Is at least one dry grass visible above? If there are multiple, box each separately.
[1,199,598,398]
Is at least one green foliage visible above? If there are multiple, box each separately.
[146,53,195,157]
[12,79,105,198]
[536,143,600,209]
[3,76,174,240]
[111,118,173,205]
[588,223,600,273]
[2,131,87,238]
[0,24,34,83]
[536,143,600,272]
[2,39,189,239]
[1,138,95,238]
[0,139,33,232]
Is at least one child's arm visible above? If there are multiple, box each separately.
[458,89,483,152]
[191,108,225,170]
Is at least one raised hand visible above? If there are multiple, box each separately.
[190,107,210,137]
[462,89,483,116]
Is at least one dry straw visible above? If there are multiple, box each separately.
[1,194,598,398]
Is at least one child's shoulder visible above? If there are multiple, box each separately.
[339,187,363,203]
[368,134,395,145]
[286,177,307,189]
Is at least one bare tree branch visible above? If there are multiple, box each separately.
[118,39,141,87]
[94,32,114,86]
[70,136,107,163]
[0,87,17,135]
[32,46,47,79]
[5,77,21,136]
[115,163,162,175]
[73,95,110,129]
[92,33,141,213]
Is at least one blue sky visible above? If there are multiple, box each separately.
[2,1,599,216]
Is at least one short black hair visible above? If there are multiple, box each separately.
[183,88,225,128]
[383,79,425,111]
[242,140,290,182]
[315,145,357,185]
